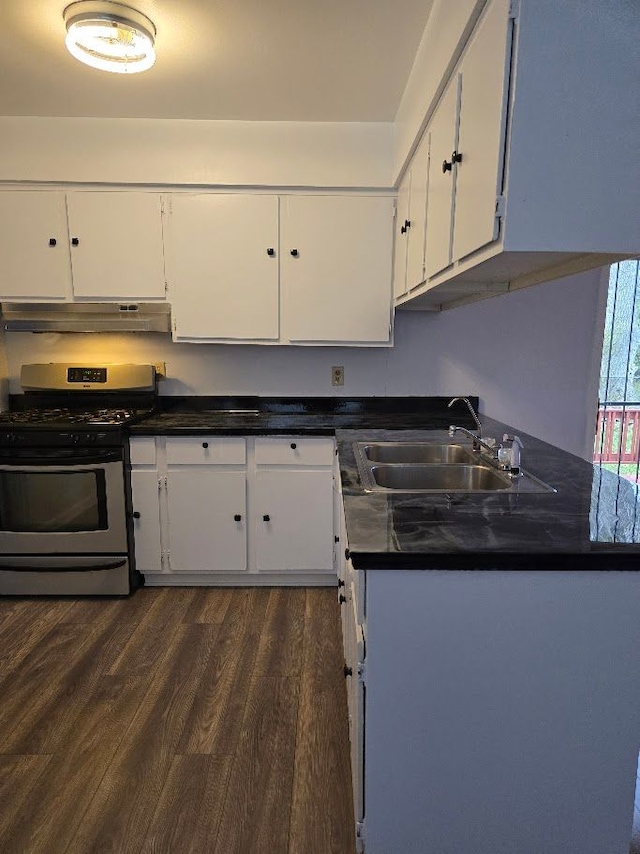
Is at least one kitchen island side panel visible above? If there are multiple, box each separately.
[365,569,640,854]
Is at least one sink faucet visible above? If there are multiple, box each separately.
[447,397,495,454]
[448,424,497,456]
[447,397,482,435]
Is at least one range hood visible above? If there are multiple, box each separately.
[1,302,172,333]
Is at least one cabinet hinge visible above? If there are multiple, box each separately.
[157,477,162,491]
[166,549,171,570]
[495,195,506,218]
[172,316,177,333]
[508,0,520,19]
[392,202,397,219]
[164,477,168,489]
[356,820,366,853]
[164,280,169,294]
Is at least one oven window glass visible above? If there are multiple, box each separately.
[0,470,108,533]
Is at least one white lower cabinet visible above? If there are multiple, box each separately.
[254,470,334,572]
[166,469,247,573]
[130,469,163,574]
[129,435,336,583]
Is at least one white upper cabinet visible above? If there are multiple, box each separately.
[392,172,411,299]
[169,193,394,346]
[396,0,640,311]
[0,192,71,300]
[0,190,166,302]
[66,192,166,300]
[451,0,511,263]
[167,194,280,341]
[405,134,430,292]
[424,79,461,280]
[394,134,430,298]
[281,195,393,344]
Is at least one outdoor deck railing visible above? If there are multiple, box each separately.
[594,403,640,464]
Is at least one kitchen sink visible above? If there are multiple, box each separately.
[370,464,512,492]
[361,442,474,464]
[353,441,556,494]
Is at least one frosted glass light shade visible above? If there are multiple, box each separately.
[64,1,156,74]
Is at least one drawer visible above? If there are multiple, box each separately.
[129,437,156,466]
[255,436,335,466]
[166,436,246,465]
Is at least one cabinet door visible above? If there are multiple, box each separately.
[253,469,334,572]
[166,469,247,572]
[393,172,411,299]
[130,470,162,573]
[67,192,166,299]
[168,194,279,341]
[0,192,71,300]
[424,79,461,279]
[405,134,430,291]
[453,0,512,262]
[344,589,365,826]
[281,196,393,344]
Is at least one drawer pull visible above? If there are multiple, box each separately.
[234,514,242,522]
[263,514,270,522]
[132,511,141,519]
[202,442,209,449]
[290,442,297,449]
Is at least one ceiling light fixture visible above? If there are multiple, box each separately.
[63,1,156,74]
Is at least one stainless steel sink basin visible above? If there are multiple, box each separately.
[370,464,512,492]
[353,441,556,494]
[361,442,474,464]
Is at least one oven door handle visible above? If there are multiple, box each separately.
[0,556,127,573]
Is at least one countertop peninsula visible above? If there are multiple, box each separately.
[129,397,640,571]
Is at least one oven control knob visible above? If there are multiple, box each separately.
[71,433,80,444]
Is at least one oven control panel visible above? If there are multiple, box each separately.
[67,367,107,384]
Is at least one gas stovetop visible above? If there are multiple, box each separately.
[0,407,152,428]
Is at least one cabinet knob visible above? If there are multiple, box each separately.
[400,225,407,235]
[404,219,411,229]
[338,578,345,588]
[452,150,463,164]
[290,442,297,450]
[202,442,209,449]
[267,247,275,256]
[48,238,57,247]
[263,514,270,522]
[71,237,80,246]
[290,249,299,257]
[132,511,141,519]
[344,664,353,678]
[442,159,452,173]
[339,594,347,604]
[234,514,242,522]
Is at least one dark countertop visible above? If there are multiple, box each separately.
[129,397,640,570]
[129,395,479,435]
[337,417,640,570]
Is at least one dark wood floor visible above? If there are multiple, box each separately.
[0,588,355,854]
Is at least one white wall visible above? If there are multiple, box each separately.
[0,117,394,189]
[3,268,607,459]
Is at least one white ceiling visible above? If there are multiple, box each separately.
[0,0,434,122]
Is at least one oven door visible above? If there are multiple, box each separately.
[0,447,127,558]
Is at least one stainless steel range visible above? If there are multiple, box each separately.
[0,363,157,596]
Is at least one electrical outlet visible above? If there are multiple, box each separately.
[154,362,166,378]
[331,365,344,386]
